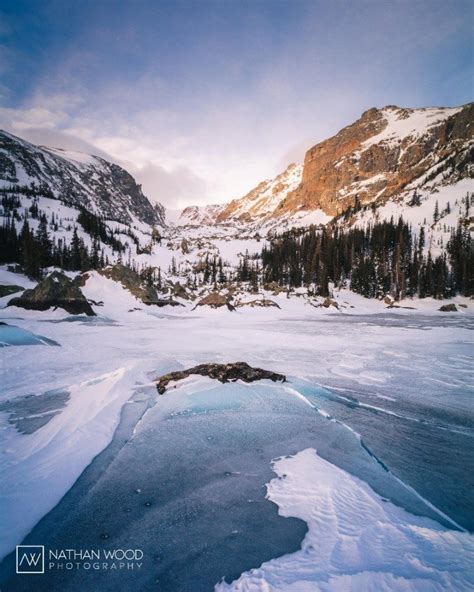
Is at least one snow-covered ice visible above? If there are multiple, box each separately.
[217,448,474,592]
[0,274,473,590]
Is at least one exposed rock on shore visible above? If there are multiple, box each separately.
[0,285,24,298]
[155,299,184,307]
[439,303,458,312]
[193,292,235,311]
[235,298,280,309]
[156,362,286,394]
[7,271,95,316]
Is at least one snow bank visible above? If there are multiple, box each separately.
[0,363,143,559]
[81,271,144,317]
[0,266,36,290]
[217,448,474,592]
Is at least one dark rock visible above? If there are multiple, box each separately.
[439,303,457,312]
[7,271,95,316]
[155,299,184,307]
[0,284,24,298]
[156,362,286,394]
[87,299,104,306]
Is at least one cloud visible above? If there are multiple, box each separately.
[0,106,69,131]
[133,163,209,208]
[9,126,113,160]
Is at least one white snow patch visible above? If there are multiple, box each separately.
[217,448,474,592]
[363,106,462,149]
[0,364,142,559]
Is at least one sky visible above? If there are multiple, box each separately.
[0,0,472,208]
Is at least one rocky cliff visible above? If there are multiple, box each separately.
[280,103,473,217]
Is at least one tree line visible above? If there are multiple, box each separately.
[0,205,130,279]
[260,216,473,299]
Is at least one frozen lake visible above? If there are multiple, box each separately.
[0,307,473,590]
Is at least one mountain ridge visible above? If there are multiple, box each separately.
[0,129,165,227]
[175,102,473,229]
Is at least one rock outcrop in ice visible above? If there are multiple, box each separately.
[156,362,286,394]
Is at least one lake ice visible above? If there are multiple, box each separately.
[0,297,473,591]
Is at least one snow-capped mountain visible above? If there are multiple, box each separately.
[285,103,473,217]
[176,163,312,230]
[215,162,303,223]
[179,203,227,226]
[0,130,165,226]
[0,103,472,301]
[175,102,473,230]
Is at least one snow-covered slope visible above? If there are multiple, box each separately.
[0,130,165,226]
[178,203,227,226]
[362,105,463,149]
[217,163,303,223]
[351,178,473,258]
[173,163,305,230]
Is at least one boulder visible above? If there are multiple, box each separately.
[439,303,457,312]
[7,271,95,316]
[156,362,286,394]
[322,297,339,309]
[171,282,190,300]
[194,292,235,311]
[155,299,184,307]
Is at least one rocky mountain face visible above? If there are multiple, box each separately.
[177,102,473,227]
[1,102,472,236]
[281,103,473,217]
[0,130,165,226]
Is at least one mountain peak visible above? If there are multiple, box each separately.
[283,101,473,217]
[174,101,473,229]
